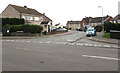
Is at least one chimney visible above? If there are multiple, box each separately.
[24,5,27,9]
[43,13,45,15]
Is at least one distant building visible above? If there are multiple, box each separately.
[81,15,113,27]
[112,14,120,23]
[1,4,52,32]
[66,21,82,30]
[55,23,64,28]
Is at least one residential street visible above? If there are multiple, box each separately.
[2,31,119,71]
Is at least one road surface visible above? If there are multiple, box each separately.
[2,31,119,71]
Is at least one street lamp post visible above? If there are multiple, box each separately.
[98,6,104,32]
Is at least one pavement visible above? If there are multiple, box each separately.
[0,31,73,39]
[89,32,120,45]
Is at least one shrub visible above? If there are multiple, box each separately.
[104,22,120,32]
[9,24,43,33]
[95,25,102,32]
[1,18,24,26]
[63,26,70,30]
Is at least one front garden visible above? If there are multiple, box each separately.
[2,18,43,36]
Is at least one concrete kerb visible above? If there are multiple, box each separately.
[0,32,73,39]
[89,37,119,45]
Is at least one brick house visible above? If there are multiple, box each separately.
[112,14,120,23]
[1,4,52,32]
[81,15,113,27]
[66,21,82,30]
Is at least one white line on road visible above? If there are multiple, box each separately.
[26,41,31,43]
[83,55,119,61]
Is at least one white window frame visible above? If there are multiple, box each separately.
[34,17,40,21]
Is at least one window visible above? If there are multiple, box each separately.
[26,16,30,20]
[35,17,40,21]
[30,16,33,20]
[40,17,43,20]
[22,15,26,20]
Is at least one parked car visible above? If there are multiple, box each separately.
[86,27,97,37]
[56,28,68,32]
[84,25,91,32]
[76,28,82,31]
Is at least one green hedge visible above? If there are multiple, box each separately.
[104,22,120,32]
[95,25,102,32]
[1,18,24,26]
[5,24,43,33]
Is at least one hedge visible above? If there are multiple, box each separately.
[95,25,102,32]
[4,24,43,33]
[1,18,24,26]
[104,22,120,32]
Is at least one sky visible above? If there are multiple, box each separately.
[0,0,120,25]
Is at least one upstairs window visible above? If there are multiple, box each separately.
[35,17,40,21]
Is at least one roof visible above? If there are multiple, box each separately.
[113,14,120,20]
[82,15,112,23]
[55,23,61,26]
[81,17,90,23]
[9,4,52,21]
[41,21,49,24]
[67,21,81,24]
[10,4,42,15]
[90,16,110,23]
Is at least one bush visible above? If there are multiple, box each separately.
[95,25,102,32]
[1,18,24,26]
[63,26,70,30]
[9,24,43,33]
[104,22,120,32]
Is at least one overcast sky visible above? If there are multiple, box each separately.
[0,0,120,25]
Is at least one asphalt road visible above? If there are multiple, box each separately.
[2,31,119,71]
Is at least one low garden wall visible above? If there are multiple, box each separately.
[110,30,120,39]
[10,32,42,36]
[48,31,68,35]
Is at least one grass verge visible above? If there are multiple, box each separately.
[102,32,110,38]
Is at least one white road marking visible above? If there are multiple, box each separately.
[103,45,111,48]
[16,48,32,51]
[83,55,119,61]
[26,41,31,43]
[20,40,25,42]
[67,40,73,42]
[45,41,51,44]
[94,45,98,47]
[38,41,43,43]
[10,40,14,42]
[2,40,118,49]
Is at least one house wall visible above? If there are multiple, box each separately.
[67,24,80,29]
[41,21,52,32]
[1,5,20,18]
[89,23,101,26]
[117,20,120,23]
[21,13,43,25]
[1,5,52,32]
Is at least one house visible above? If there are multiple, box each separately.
[55,23,64,28]
[66,21,82,30]
[112,14,120,23]
[81,15,113,27]
[1,4,52,32]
